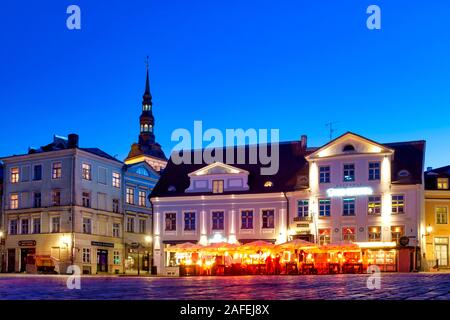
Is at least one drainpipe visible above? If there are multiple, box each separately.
[283,191,289,241]
[70,153,76,268]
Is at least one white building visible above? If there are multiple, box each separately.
[150,132,426,274]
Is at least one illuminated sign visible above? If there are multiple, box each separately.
[209,233,226,243]
[326,187,373,197]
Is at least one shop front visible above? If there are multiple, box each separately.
[125,242,152,275]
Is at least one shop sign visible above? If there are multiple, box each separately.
[327,187,373,197]
[91,241,114,248]
[18,240,36,247]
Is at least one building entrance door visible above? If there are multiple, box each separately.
[7,249,15,273]
[20,248,36,272]
[435,237,449,266]
[97,249,108,273]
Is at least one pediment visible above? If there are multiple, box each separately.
[188,162,248,177]
[307,132,394,159]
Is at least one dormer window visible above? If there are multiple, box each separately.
[212,180,224,194]
[264,181,273,188]
[437,178,449,190]
[168,185,176,192]
[398,170,410,178]
[343,144,356,152]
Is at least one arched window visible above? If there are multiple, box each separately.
[343,144,356,152]
[144,124,149,132]
[140,124,144,132]
[149,125,153,132]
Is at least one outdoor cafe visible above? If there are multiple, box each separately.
[164,239,396,276]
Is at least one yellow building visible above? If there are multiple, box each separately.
[424,166,450,269]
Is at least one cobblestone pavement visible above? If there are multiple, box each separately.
[1,273,450,300]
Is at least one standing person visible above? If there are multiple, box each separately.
[265,255,273,275]
[274,254,281,275]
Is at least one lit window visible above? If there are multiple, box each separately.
[112,172,121,188]
[212,211,224,230]
[368,162,380,181]
[437,178,449,190]
[368,196,381,215]
[392,195,405,214]
[241,210,253,229]
[391,226,405,242]
[10,167,19,183]
[82,163,91,180]
[52,162,62,179]
[343,164,355,182]
[9,193,19,209]
[262,209,275,229]
[126,187,135,205]
[436,207,448,224]
[212,180,224,194]
[342,198,356,216]
[113,251,120,265]
[368,226,381,241]
[264,181,273,187]
[184,212,196,231]
[52,190,61,206]
[319,166,330,183]
[139,190,146,207]
[318,229,331,245]
[342,227,356,242]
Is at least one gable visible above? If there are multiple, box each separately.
[188,162,248,177]
[126,161,160,180]
[307,132,393,159]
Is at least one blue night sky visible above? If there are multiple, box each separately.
[0,0,449,168]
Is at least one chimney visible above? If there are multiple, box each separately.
[300,135,307,150]
[68,133,79,148]
[426,167,433,172]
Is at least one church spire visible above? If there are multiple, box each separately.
[143,56,152,106]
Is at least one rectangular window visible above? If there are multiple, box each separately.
[113,251,120,265]
[52,190,61,206]
[112,172,121,188]
[212,211,224,230]
[368,196,381,215]
[319,199,331,217]
[51,217,60,233]
[9,219,18,235]
[342,198,356,216]
[127,217,135,233]
[437,178,449,190]
[368,226,381,241]
[297,200,309,217]
[343,164,355,182]
[368,162,381,181]
[98,167,107,185]
[33,165,42,181]
[262,209,275,229]
[126,187,135,205]
[319,166,330,183]
[436,207,448,225]
[10,167,19,183]
[52,162,62,179]
[212,180,224,194]
[139,219,146,234]
[33,192,41,208]
[112,199,120,213]
[165,213,176,231]
[10,193,19,209]
[391,226,405,242]
[342,227,356,242]
[392,195,405,214]
[139,190,146,207]
[82,163,91,180]
[33,218,41,234]
[113,223,120,237]
[83,218,92,234]
[82,248,91,263]
[82,192,91,208]
[21,219,29,234]
[241,210,253,229]
[318,229,331,245]
[184,212,196,231]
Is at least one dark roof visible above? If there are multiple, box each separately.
[384,140,425,185]
[80,148,123,163]
[151,141,309,197]
[425,165,450,190]
[151,139,426,198]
